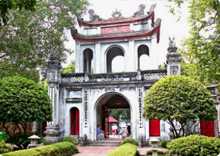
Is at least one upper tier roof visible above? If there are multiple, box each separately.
[77,4,156,27]
[71,18,161,43]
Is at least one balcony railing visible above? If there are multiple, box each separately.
[61,69,167,84]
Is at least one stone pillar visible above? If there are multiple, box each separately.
[166,37,181,76]
[44,47,62,144]
[95,43,101,73]
[126,40,135,72]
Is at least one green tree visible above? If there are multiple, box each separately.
[0,76,52,136]
[0,0,88,81]
[168,0,220,85]
[109,109,130,121]
[143,75,216,138]
[62,61,75,74]
[0,0,37,26]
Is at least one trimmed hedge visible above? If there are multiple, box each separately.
[166,135,220,156]
[146,151,165,156]
[121,138,138,146]
[107,143,138,156]
[158,140,170,148]
[63,136,77,145]
[2,142,78,156]
[0,140,13,154]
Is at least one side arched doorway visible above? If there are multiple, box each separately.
[70,107,80,135]
[95,93,131,139]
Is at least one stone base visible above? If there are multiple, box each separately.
[44,124,61,144]
[44,136,61,144]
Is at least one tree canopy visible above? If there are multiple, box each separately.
[0,0,88,81]
[0,0,37,26]
[0,76,52,135]
[168,0,220,85]
[62,61,75,74]
[143,75,216,138]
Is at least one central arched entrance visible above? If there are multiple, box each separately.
[95,92,131,139]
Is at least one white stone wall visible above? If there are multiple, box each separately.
[60,86,151,141]
[75,37,158,74]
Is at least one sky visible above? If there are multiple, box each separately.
[63,0,190,70]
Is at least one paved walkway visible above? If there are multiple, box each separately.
[74,146,166,156]
[74,146,117,156]
[138,147,167,156]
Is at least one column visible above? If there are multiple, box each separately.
[166,38,181,76]
[44,47,62,144]
[95,43,101,73]
[126,40,135,72]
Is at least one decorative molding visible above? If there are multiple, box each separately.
[105,88,115,92]
[138,87,143,128]
[84,89,88,127]
[66,98,82,103]
[48,71,56,82]
[170,66,179,75]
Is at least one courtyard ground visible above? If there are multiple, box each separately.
[74,146,167,156]
[74,146,117,156]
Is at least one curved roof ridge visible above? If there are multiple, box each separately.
[71,18,161,43]
[77,4,157,27]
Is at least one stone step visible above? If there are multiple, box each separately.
[88,140,121,147]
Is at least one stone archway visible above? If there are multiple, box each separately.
[137,45,149,70]
[83,48,93,73]
[106,46,125,73]
[94,92,131,140]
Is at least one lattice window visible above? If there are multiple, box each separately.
[61,77,84,83]
[144,73,166,81]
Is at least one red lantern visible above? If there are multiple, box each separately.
[115,99,122,105]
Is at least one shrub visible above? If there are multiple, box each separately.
[51,142,78,155]
[158,140,170,148]
[63,136,77,145]
[0,140,13,154]
[6,133,30,149]
[146,151,165,156]
[143,75,217,138]
[166,135,220,156]
[121,138,138,146]
[2,142,78,156]
[107,143,138,156]
[6,133,45,149]
[0,76,52,137]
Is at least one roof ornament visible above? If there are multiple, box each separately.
[133,4,145,17]
[111,9,123,19]
[50,46,59,59]
[88,9,102,22]
[169,37,176,48]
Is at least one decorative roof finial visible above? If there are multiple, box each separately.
[133,4,145,17]
[169,36,176,48]
[50,46,59,59]
[112,9,123,19]
[88,9,102,21]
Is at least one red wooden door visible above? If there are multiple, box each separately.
[104,106,109,138]
[42,122,47,136]
[149,119,160,136]
[70,108,80,135]
[200,120,214,137]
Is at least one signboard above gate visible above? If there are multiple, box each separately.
[101,25,130,34]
